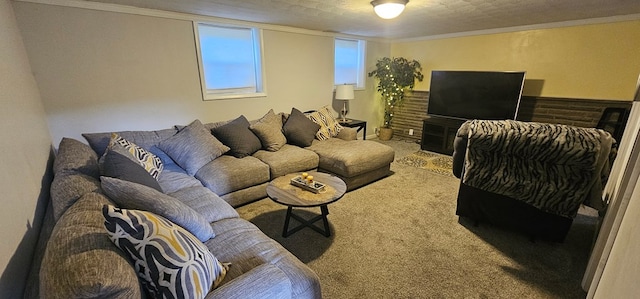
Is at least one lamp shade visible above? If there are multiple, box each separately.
[371,0,408,19]
[335,84,355,100]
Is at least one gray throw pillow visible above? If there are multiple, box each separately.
[54,137,100,178]
[212,115,262,158]
[100,176,215,242]
[283,108,321,147]
[100,150,163,192]
[250,109,287,152]
[158,119,226,176]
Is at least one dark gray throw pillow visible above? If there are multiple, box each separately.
[100,150,163,192]
[283,108,321,147]
[211,115,262,158]
[100,176,215,242]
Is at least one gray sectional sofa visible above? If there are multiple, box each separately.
[25,108,395,298]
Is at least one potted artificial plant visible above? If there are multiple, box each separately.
[368,57,424,140]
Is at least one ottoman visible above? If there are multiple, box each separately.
[308,138,395,190]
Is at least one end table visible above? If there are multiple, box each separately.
[339,119,367,140]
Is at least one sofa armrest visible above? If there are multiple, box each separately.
[336,127,358,140]
[452,123,469,178]
[206,264,292,299]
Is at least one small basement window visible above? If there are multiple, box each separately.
[334,38,366,89]
[194,22,266,100]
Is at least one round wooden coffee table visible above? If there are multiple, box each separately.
[266,171,347,237]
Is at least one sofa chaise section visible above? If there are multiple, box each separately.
[308,138,395,190]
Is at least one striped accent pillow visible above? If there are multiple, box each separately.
[103,205,229,299]
[107,133,163,179]
[306,106,343,140]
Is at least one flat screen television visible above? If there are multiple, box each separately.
[427,70,526,120]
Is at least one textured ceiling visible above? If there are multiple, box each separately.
[83,0,640,39]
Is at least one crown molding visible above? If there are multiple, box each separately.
[394,13,640,43]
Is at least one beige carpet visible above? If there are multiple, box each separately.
[236,138,595,298]
[395,150,455,177]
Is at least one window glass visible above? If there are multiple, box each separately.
[334,38,365,88]
[195,23,265,100]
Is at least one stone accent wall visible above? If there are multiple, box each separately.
[392,90,632,142]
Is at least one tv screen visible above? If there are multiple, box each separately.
[427,70,526,120]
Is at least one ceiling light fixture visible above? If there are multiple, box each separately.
[371,0,409,19]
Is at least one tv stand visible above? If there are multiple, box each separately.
[421,117,466,155]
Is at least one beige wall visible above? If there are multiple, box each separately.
[13,2,390,145]
[0,0,52,296]
[7,1,640,297]
[392,20,640,101]
[360,41,391,131]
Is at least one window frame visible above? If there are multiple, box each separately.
[334,38,366,90]
[193,22,267,101]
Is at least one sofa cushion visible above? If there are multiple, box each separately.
[306,106,343,140]
[54,137,100,178]
[253,144,319,178]
[83,128,178,157]
[40,192,144,298]
[212,115,263,158]
[169,186,239,223]
[51,138,101,221]
[100,149,163,191]
[249,109,287,152]
[103,205,229,299]
[206,264,292,299]
[104,133,164,179]
[219,184,270,208]
[157,165,205,194]
[149,145,205,194]
[158,119,227,176]
[196,155,270,196]
[283,108,320,147]
[101,176,215,242]
[308,139,395,177]
[206,218,321,298]
[50,173,102,222]
[336,127,358,141]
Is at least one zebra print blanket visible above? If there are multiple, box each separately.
[460,120,615,218]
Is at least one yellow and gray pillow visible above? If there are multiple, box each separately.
[306,106,343,140]
[103,205,229,299]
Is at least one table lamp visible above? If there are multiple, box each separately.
[335,84,354,123]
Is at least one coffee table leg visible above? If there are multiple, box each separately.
[282,205,332,238]
[283,206,293,237]
[320,205,331,237]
